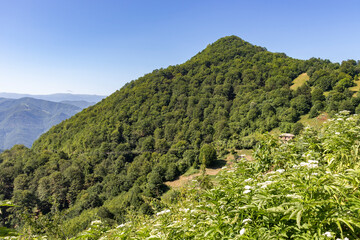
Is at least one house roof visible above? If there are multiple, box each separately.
[279,133,295,137]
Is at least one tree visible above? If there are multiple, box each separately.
[334,77,354,92]
[290,95,311,115]
[311,87,325,103]
[199,144,217,169]
[147,170,164,197]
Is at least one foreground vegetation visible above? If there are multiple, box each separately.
[70,111,360,239]
[1,36,360,237]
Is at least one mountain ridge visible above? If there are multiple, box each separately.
[0,93,106,103]
[0,97,83,149]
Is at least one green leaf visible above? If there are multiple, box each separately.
[296,210,302,228]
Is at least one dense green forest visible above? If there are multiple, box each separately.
[1,36,360,238]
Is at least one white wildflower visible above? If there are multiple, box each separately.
[293,164,299,169]
[323,232,333,238]
[276,169,285,174]
[326,171,331,174]
[299,161,318,168]
[311,173,318,176]
[308,163,318,168]
[156,209,170,216]
[240,228,246,235]
[243,189,251,194]
[244,178,253,182]
[257,180,273,189]
[308,160,318,164]
[244,185,252,190]
[91,220,102,225]
[179,208,189,212]
[286,194,302,199]
[117,223,126,228]
[242,218,252,224]
[335,132,340,135]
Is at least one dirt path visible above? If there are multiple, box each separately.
[165,150,252,188]
[165,167,222,188]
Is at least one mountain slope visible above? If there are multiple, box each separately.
[1,36,360,237]
[60,100,96,109]
[32,36,304,153]
[0,97,81,149]
[78,112,360,240]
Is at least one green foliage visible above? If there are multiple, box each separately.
[311,87,325,103]
[0,200,18,237]
[83,112,360,239]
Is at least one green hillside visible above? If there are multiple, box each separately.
[75,111,360,239]
[1,36,360,238]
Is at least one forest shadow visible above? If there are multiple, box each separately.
[208,159,227,169]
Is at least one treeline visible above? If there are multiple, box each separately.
[1,36,360,237]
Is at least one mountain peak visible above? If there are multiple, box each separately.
[190,35,267,65]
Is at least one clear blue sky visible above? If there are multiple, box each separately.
[1,0,360,95]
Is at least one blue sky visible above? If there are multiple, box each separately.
[0,0,360,95]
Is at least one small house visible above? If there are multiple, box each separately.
[279,133,295,142]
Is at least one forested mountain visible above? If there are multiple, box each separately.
[0,97,82,149]
[1,36,360,238]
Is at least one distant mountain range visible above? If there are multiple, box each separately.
[0,92,106,103]
[0,93,106,150]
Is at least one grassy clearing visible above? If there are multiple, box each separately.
[183,166,199,176]
[298,112,329,129]
[349,77,360,95]
[269,127,280,136]
[290,73,309,90]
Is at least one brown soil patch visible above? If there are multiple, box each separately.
[165,150,253,188]
[165,167,222,188]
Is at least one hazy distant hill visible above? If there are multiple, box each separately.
[0,93,106,103]
[60,100,96,109]
[0,97,82,149]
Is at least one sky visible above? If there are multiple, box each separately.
[1,0,360,96]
